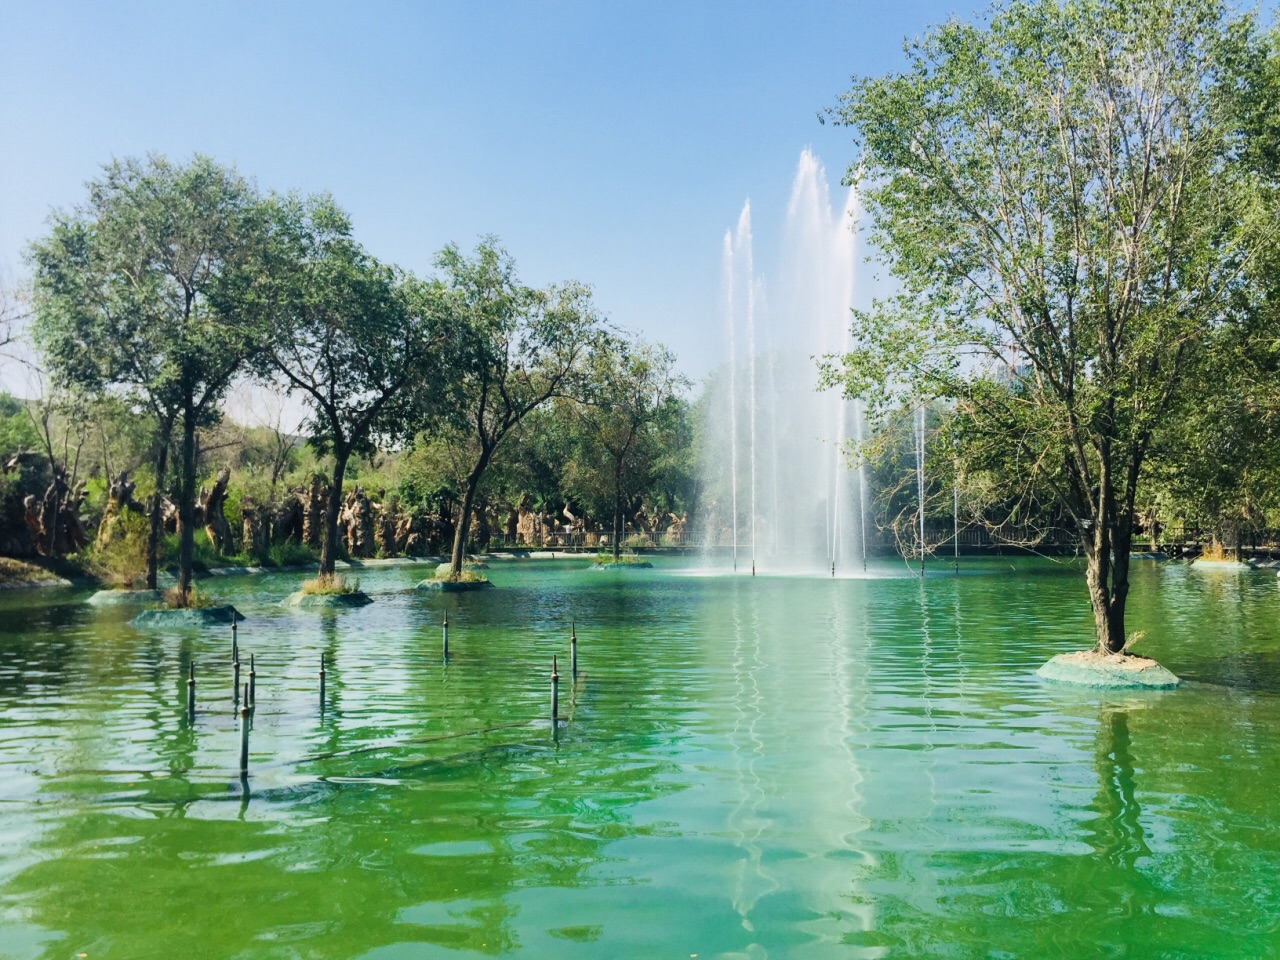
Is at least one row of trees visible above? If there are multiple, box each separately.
[23,155,689,599]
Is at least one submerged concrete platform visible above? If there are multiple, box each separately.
[416,579,493,593]
[87,588,165,606]
[1038,651,1180,689]
[130,605,245,628]
[282,590,373,608]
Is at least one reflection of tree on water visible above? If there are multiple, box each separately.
[314,616,342,753]
[1085,707,1150,873]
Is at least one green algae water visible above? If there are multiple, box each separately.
[1,557,1277,959]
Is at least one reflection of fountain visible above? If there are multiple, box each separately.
[707,150,870,574]
[724,232,739,574]
[916,403,926,575]
[727,581,778,926]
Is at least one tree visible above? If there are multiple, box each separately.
[435,240,606,578]
[568,338,688,558]
[825,0,1279,652]
[30,154,266,600]
[252,196,453,577]
[0,273,27,362]
[1141,308,1280,553]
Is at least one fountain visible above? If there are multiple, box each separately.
[916,402,926,575]
[704,149,870,574]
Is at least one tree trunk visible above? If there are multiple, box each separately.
[319,450,350,577]
[1083,516,1132,655]
[450,475,480,577]
[613,469,623,561]
[450,450,492,577]
[146,439,168,590]
[177,402,197,602]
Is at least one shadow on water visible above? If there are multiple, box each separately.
[1177,651,1280,694]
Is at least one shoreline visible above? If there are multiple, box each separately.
[0,550,602,592]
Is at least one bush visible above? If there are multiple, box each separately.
[435,566,488,583]
[0,557,62,585]
[267,541,317,568]
[592,553,653,567]
[162,583,216,609]
[300,573,360,595]
[84,510,150,588]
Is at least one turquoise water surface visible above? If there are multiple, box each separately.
[0,557,1276,959]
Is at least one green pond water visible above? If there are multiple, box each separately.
[0,557,1277,959]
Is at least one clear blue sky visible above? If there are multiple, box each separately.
[0,1,974,384]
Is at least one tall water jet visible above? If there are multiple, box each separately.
[767,345,781,558]
[724,231,739,573]
[705,149,866,574]
[916,403,926,576]
[737,207,759,578]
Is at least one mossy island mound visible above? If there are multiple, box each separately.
[417,578,493,593]
[417,569,493,592]
[130,605,245,628]
[283,590,372,608]
[283,574,371,608]
[0,557,73,589]
[88,588,165,607]
[1038,650,1180,689]
[435,560,490,574]
[590,555,654,569]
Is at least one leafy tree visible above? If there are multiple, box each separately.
[435,240,606,578]
[1139,32,1280,551]
[0,394,39,458]
[1141,306,1280,551]
[248,197,454,576]
[824,0,1280,652]
[567,337,688,557]
[30,154,266,599]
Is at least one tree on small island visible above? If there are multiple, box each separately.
[30,155,268,605]
[243,195,455,580]
[825,0,1280,653]
[568,337,687,560]
[436,240,607,581]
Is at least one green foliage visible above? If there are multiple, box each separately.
[434,566,488,583]
[29,153,273,589]
[592,553,652,567]
[251,196,454,459]
[239,195,458,574]
[433,239,609,571]
[264,541,318,568]
[0,394,39,456]
[825,0,1280,650]
[0,557,62,584]
[161,583,215,609]
[300,573,360,595]
[565,338,688,518]
[30,155,264,422]
[83,510,150,588]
